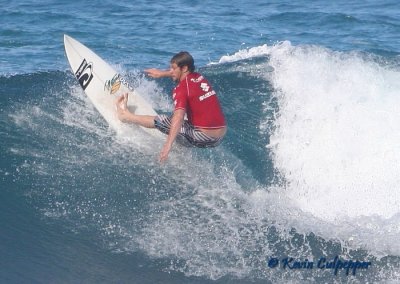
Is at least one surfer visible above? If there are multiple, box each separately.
[116,51,227,162]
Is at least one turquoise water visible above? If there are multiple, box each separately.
[1,1,400,283]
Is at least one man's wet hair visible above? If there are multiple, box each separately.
[171,51,195,72]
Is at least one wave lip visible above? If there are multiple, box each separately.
[216,44,274,64]
[269,43,400,221]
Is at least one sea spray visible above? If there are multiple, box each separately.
[267,43,400,221]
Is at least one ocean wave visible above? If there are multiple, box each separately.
[2,53,400,282]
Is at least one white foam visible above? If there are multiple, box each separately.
[261,42,400,253]
[266,43,400,219]
[216,44,272,64]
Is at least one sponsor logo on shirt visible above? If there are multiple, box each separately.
[199,90,216,101]
[190,75,204,83]
[200,82,210,92]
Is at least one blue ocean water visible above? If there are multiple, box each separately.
[1,0,400,283]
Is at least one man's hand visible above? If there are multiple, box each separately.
[158,109,185,163]
[159,143,172,163]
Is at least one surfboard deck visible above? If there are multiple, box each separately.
[63,34,160,136]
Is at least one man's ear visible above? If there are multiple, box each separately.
[182,65,189,73]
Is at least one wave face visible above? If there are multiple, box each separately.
[2,43,400,282]
[2,0,400,282]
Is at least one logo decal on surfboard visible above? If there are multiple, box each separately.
[105,73,122,94]
[75,59,94,90]
[105,73,134,94]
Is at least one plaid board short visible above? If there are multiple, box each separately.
[154,114,223,148]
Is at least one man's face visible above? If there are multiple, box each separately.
[170,63,187,82]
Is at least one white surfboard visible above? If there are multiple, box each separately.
[63,34,160,136]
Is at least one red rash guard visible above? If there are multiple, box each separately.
[172,72,226,129]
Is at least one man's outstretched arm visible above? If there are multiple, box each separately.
[144,68,172,78]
